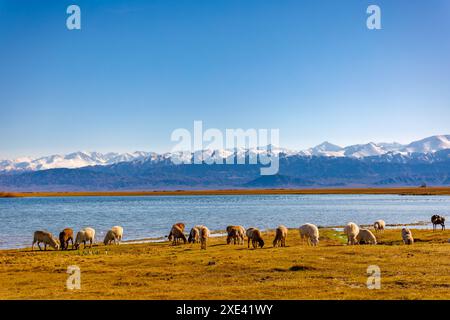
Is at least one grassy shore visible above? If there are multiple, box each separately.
[1,187,450,198]
[1,228,449,299]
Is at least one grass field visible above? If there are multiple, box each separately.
[1,187,450,198]
[0,228,449,300]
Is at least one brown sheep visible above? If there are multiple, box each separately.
[273,225,288,247]
[246,227,264,249]
[431,215,446,231]
[174,222,185,231]
[198,225,210,250]
[402,228,414,245]
[59,228,74,250]
[168,224,187,245]
[32,231,60,251]
[226,225,245,245]
[188,226,200,243]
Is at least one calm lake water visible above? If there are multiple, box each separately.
[0,194,449,249]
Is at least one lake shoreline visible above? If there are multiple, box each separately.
[2,186,450,198]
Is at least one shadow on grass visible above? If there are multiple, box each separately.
[272,265,317,272]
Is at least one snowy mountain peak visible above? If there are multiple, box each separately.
[313,141,343,152]
[403,135,450,154]
[1,135,450,172]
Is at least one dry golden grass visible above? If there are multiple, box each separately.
[2,187,450,198]
[0,228,449,300]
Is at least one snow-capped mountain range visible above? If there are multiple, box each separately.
[1,135,449,172]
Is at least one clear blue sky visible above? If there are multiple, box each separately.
[1,0,449,158]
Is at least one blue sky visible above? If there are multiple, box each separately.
[0,0,449,158]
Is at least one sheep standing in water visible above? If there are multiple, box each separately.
[356,229,377,245]
[103,226,124,245]
[299,223,319,246]
[59,228,74,250]
[402,228,414,245]
[431,215,446,231]
[246,227,265,249]
[226,225,245,245]
[344,222,360,245]
[74,227,96,249]
[273,225,288,247]
[32,231,60,251]
[373,220,386,233]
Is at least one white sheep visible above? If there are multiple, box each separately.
[344,222,360,245]
[373,220,386,232]
[32,230,60,251]
[299,223,319,246]
[74,227,96,249]
[402,228,414,245]
[103,226,123,245]
[356,228,377,245]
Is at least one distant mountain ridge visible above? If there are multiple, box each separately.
[1,135,450,172]
[0,135,449,191]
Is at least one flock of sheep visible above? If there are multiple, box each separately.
[30,214,446,251]
[32,226,123,251]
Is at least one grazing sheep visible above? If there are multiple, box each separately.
[246,227,265,249]
[373,220,386,232]
[74,227,96,249]
[299,223,319,246]
[402,228,414,245]
[59,228,74,250]
[356,228,377,245]
[168,222,186,244]
[226,225,245,245]
[431,215,446,231]
[168,224,187,245]
[198,225,210,250]
[344,222,360,245]
[188,226,200,243]
[32,231,60,251]
[103,226,123,245]
[273,225,288,247]
[236,226,245,244]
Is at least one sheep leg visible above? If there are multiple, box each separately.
[89,239,93,248]
[248,238,250,248]
[44,243,47,251]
